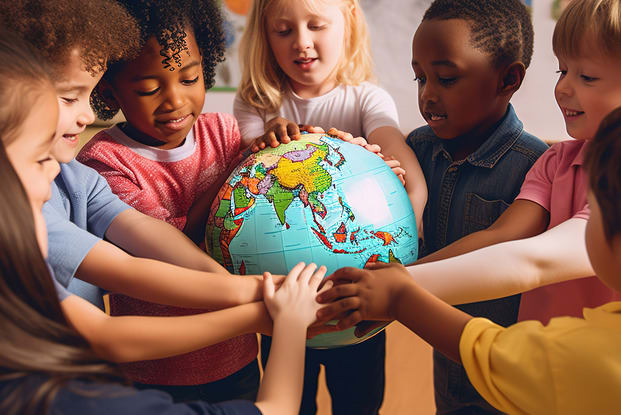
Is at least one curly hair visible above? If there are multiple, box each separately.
[93,0,226,120]
[0,0,140,77]
[422,0,534,69]
[584,107,621,243]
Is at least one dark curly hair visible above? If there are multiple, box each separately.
[0,0,140,78]
[584,107,621,243]
[93,0,226,120]
[423,0,534,69]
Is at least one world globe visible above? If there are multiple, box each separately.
[206,133,418,348]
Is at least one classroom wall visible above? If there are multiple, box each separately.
[204,0,569,142]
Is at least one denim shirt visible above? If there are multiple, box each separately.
[407,104,548,324]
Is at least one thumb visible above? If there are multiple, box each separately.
[263,272,275,300]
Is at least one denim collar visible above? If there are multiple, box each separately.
[431,104,523,168]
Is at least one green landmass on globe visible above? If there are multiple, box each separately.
[206,133,418,348]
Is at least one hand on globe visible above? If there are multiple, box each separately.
[316,262,411,329]
[249,116,302,153]
[263,262,332,328]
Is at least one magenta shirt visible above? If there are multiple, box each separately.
[78,113,257,385]
[516,139,621,324]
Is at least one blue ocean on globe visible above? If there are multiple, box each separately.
[206,133,418,348]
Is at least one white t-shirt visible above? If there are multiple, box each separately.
[233,82,400,146]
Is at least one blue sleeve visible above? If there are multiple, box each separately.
[83,163,131,238]
[43,197,100,289]
[53,382,263,415]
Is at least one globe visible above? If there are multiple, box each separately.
[206,133,418,348]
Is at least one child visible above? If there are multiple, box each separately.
[0,34,331,415]
[407,0,621,315]
[234,1,426,413]
[1,24,337,380]
[319,105,621,415]
[403,0,549,412]
[0,0,277,316]
[0,0,345,372]
[77,0,262,403]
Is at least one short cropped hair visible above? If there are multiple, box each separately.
[422,0,534,68]
[584,107,621,242]
[0,0,139,77]
[553,0,621,59]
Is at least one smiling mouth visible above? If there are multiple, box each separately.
[563,108,584,117]
[426,112,447,121]
[295,57,317,65]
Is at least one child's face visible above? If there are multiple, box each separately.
[585,191,621,293]
[555,50,621,141]
[412,18,506,140]
[5,86,60,255]
[54,49,103,163]
[266,0,346,98]
[108,30,206,149]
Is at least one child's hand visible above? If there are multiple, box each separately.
[250,117,302,153]
[263,262,332,328]
[327,127,406,184]
[315,262,411,329]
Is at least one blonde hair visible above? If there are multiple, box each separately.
[238,0,374,113]
[553,0,621,58]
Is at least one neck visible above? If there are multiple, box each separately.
[445,105,509,161]
[120,123,185,149]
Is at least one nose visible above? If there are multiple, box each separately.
[418,82,437,107]
[77,100,96,127]
[555,74,573,100]
[46,158,61,182]
[160,84,184,112]
[293,28,313,52]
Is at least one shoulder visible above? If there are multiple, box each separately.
[57,159,108,188]
[509,131,549,162]
[406,125,436,147]
[194,113,241,145]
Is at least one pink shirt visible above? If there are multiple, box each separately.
[516,139,621,324]
[78,113,258,385]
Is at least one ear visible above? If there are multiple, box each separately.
[498,61,526,96]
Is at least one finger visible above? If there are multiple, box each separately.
[309,265,327,290]
[326,266,365,283]
[364,261,394,270]
[384,159,401,168]
[316,283,358,303]
[251,144,260,153]
[287,123,301,140]
[286,262,306,286]
[391,167,406,176]
[336,311,363,330]
[316,297,361,320]
[275,125,290,145]
[298,262,318,285]
[316,278,333,294]
[349,136,368,146]
[363,143,381,153]
[263,272,275,299]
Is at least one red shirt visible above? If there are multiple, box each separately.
[78,113,257,385]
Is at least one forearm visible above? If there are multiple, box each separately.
[78,240,262,309]
[394,278,470,362]
[62,295,271,362]
[256,319,307,414]
[107,209,226,273]
[410,218,593,305]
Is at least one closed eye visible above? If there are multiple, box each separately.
[135,88,159,96]
[182,76,199,85]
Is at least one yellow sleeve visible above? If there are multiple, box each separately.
[459,318,558,415]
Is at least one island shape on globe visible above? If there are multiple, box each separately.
[206,133,418,348]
